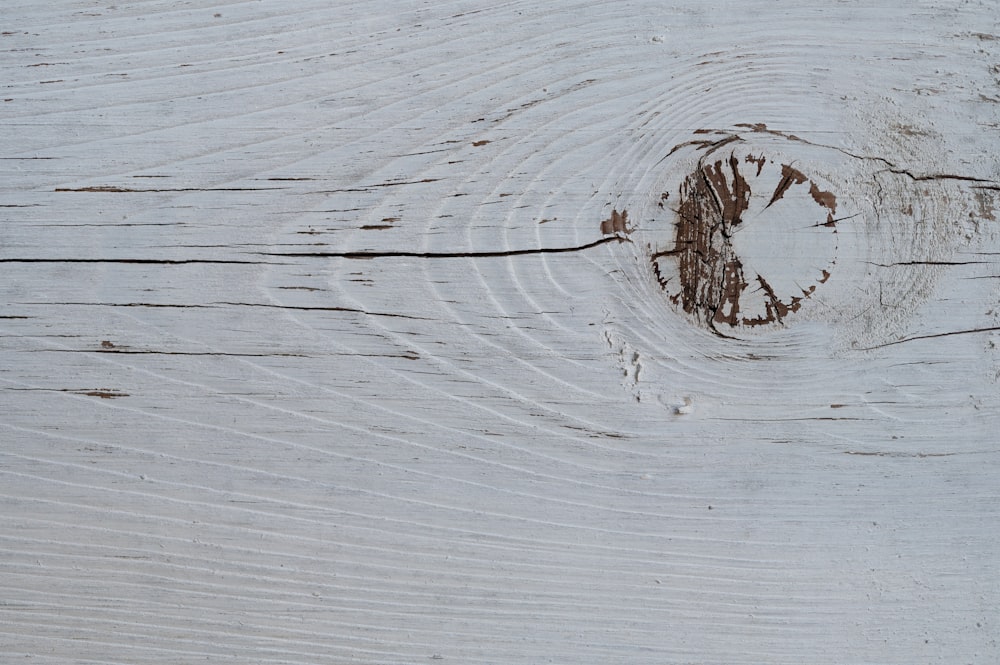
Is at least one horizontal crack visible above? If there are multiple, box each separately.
[259,235,628,259]
[39,348,420,360]
[865,260,989,267]
[844,451,956,458]
[42,349,310,358]
[728,124,1000,186]
[858,326,1000,350]
[0,258,279,265]
[311,178,442,193]
[18,301,434,320]
[7,387,129,399]
[210,302,434,320]
[54,186,286,192]
[882,169,996,184]
[18,301,210,308]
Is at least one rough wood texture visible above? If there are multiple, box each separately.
[2,2,999,663]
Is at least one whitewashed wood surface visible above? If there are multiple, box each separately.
[2,2,999,663]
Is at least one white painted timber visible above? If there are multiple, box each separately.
[2,2,999,663]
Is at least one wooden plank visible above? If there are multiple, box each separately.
[2,2,998,663]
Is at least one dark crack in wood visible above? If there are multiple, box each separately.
[0,258,281,265]
[260,235,628,260]
[856,326,1000,350]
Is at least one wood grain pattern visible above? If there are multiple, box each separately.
[2,2,999,663]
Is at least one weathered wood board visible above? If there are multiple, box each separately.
[2,2,999,663]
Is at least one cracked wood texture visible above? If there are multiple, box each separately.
[2,3,999,664]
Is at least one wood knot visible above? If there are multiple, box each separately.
[652,147,839,336]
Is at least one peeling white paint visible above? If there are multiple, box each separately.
[1,2,999,663]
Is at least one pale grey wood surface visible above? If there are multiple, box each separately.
[2,2,999,663]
